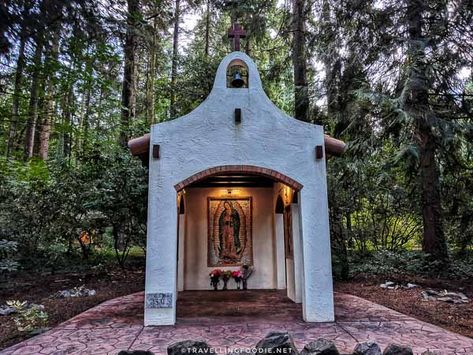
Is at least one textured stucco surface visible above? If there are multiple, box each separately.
[145,51,334,325]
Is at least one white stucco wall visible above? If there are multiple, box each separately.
[145,51,334,325]
[183,187,276,290]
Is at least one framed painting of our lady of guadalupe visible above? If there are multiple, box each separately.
[208,197,253,267]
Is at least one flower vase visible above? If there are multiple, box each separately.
[235,277,241,290]
[242,279,248,290]
[223,278,228,290]
[210,278,219,291]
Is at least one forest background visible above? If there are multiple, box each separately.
[1,0,473,280]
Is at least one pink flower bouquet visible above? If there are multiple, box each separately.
[232,270,243,289]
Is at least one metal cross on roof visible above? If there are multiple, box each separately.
[228,22,246,52]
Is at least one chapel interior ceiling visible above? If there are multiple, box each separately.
[187,174,275,188]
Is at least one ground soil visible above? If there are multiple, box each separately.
[0,265,145,351]
[1,270,472,350]
[335,275,473,339]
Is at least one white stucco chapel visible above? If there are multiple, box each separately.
[129,44,346,326]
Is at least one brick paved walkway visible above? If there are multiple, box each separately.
[1,290,472,355]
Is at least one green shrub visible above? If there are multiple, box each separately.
[0,148,147,271]
[6,300,49,333]
[0,240,19,275]
[348,249,473,279]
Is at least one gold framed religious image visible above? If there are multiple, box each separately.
[208,197,253,267]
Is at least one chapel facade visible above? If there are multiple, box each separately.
[129,47,346,326]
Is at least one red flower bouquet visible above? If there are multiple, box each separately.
[232,270,242,280]
[209,269,222,278]
[232,270,243,289]
[209,269,222,290]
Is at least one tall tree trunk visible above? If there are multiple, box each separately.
[292,0,309,122]
[38,32,60,160]
[77,48,93,156]
[33,100,44,156]
[0,0,11,55]
[96,84,104,130]
[245,35,250,55]
[170,0,180,119]
[119,0,139,146]
[405,0,448,261]
[204,0,210,57]
[76,84,91,157]
[82,84,92,150]
[6,30,27,157]
[321,0,339,128]
[63,86,74,158]
[146,15,158,125]
[24,34,44,160]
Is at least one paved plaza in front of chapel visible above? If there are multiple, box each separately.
[1,290,472,355]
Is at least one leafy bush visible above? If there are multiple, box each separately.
[6,301,49,333]
[348,250,473,279]
[0,147,147,271]
[0,239,19,274]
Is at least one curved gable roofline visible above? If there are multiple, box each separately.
[128,51,347,161]
[150,52,321,131]
[210,52,312,128]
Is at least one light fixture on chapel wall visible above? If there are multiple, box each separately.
[280,184,293,205]
[221,188,240,196]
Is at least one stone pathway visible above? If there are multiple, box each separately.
[1,291,472,355]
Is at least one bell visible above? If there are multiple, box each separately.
[231,71,245,88]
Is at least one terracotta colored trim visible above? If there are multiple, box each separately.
[324,134,347,157]
[128,133,347,159]
[128,133,150,156]
[175,165,303,191]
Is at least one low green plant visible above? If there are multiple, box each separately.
[347,249,473,279]
[6,300,49,332]
[0,239,19,274]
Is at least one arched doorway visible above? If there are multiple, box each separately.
[174,165,303,192]
[175,165,303,305]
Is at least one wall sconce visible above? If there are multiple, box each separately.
[235,108,242,124]
[222,189,240,196]
[315,145,324,160]
[153,144,160,159]
[282,184,292,205]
